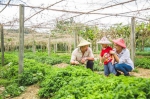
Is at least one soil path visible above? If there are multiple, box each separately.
[130,68,150,78]
[12,84,39,99]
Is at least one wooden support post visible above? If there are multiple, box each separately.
[0,24,4,66]
[131,17,135,63]
[48,33,51,56]
[56,43,57,52]
[74,31,77,49]
[32,31,36,53]
[19,4,24,74]
[65,43,67,53]
[40,44,42,51]
[96,42,98,53]
[54,43,56,53]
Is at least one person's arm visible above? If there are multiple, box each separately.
[111,55,115,65]
[100,53,107,63]
[100,56,106,63]
[70,61,79,65]
[70,49,80,65]
[110,49,130,63]
[110,50,119,62]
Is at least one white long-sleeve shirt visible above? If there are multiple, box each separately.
[115,48,134,69]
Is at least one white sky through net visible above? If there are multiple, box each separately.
[0,0,150,31]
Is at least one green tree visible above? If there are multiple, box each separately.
[136,22,150,51]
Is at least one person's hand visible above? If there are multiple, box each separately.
[103,53,108,57]
[111,61,114,65]
[81,57,86,64]
[103,53,108,61]
[110,50,115,54]
[74,61,79,65]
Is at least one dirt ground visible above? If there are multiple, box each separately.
[53,63,69,68]
[130,68,150,78]
[12,84,39,99]
[1,66,150,99]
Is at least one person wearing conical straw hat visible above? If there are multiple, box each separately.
[97,37,117,76]
[110,38,134,76]
[70,39,94,71]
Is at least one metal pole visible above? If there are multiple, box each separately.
[131,17,135,63]
[19,4,24,74]
[0,24,4,66]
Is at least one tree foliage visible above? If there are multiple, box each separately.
[53,19,150,51]
[106,22,150,51]
[136,22,150,51]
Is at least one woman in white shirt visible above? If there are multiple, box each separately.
[110,38,134,76]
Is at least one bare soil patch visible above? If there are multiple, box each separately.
[53,63,69,68]
[131,68,150,78]
[0,86,5,95]
[12,84,39,99]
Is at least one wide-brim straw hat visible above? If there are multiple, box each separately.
[112,38,126,48]
[78,39,91,47]
[97,37,111,44]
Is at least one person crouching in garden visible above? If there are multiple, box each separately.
[97,37,117,76]
[70,39,94,71]
[110,38,134,76]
